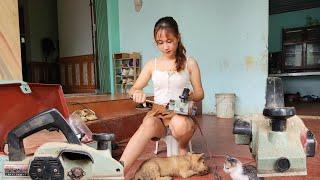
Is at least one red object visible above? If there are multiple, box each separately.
[0,83,69,151]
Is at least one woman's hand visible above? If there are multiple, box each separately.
[188,91,194,101]
[132,90,146,103]
[128,59,154,103]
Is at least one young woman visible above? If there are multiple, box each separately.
[120,16,204,171]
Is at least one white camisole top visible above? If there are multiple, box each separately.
[151,58,191,105]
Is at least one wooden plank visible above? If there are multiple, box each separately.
[88,57,93,86]
[270,0,320,14]
[72,63,76,87]
[0,0,22,80]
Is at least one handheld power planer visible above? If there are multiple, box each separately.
[0,109,123,180]
[144,88,197,116]
[168,88,197,116]
[0,82,123,180]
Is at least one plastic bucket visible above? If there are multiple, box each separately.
[215,93,236,118]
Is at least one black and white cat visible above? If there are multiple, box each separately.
[223,155,263,180]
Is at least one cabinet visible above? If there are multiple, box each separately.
[268,51,282,74]
[113,52,141,94]
[282,25,320,72]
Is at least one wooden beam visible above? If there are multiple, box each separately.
[270,0,320,14]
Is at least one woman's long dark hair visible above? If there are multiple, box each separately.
[154,16,186,72]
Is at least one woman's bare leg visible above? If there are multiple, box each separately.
[169,115,195,155]
[120,117,165,172]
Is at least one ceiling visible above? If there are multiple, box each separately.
[270,0,320,14]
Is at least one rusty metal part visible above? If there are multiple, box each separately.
[68,167,86,180]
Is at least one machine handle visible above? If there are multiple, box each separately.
[7,108,81,161]
[179,88,190,102]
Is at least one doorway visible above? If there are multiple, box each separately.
[18,0,99,94]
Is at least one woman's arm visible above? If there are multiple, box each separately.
[188,58,204,102]
[128,60,153,103]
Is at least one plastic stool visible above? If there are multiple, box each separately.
[154,135,193,157]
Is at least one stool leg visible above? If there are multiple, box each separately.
[188,141,193,153]
[164,135,179,157]
[154,141,159,154]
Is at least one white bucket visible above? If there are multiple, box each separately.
[215,93,236,118]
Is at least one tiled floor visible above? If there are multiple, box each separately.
[10,115,320,180]
[123,115,320,180]
[122,115,251,180]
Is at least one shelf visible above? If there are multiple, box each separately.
[115,67,140,69]
[283,43,303,46]
[116,75,135,78]
[113,52,141,94]
[285,52,302,55]
[285,55,301,57]
[269,71,320,77]
[115,83,133,85]
[114,58,134,60]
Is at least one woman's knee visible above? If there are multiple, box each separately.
[142,117,156,129]
[170,115,195,138]
[140,117,164,136]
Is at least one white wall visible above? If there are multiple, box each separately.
[57,0,93,57]
[118,0,269,115]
